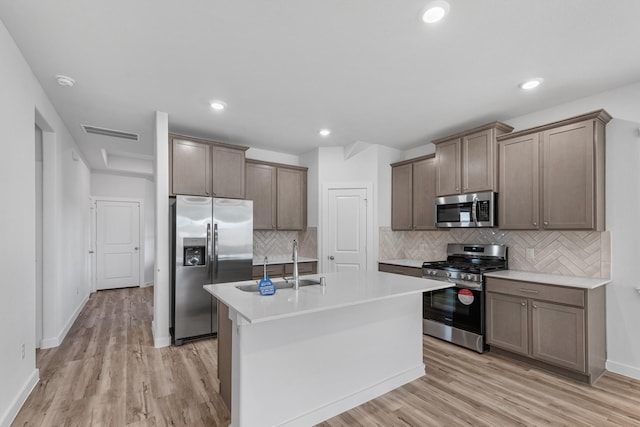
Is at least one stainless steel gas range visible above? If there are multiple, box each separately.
[422,243,508,353]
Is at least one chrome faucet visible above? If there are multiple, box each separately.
[292,239,300,290]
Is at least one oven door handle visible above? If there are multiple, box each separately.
[447,278,482,290]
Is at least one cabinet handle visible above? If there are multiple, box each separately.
[519,288,539,294]
[533,222,537,226]
[543,221,548,226]
[532,304,538,309]
[520,302,526,306]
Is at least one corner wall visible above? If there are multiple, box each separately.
[0,18,91,427]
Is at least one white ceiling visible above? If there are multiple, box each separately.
[2,1,640,175]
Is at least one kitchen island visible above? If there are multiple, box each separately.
[204,270,451,427]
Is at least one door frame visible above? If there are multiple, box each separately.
[93,197,145,290]
[320,182,375,273]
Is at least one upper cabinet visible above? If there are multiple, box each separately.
[433,122,514,196]
[169,133,248,199]
[246,160,307,230]
[498,110,611,231]
[391,154,436,231]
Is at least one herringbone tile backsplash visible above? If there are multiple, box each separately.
[254,227,317,259]
[379,227,611,279]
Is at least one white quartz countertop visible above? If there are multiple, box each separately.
[378,259,424,268]
[253,255,317,265]
[204,270,451,324]
[484,270,610,289]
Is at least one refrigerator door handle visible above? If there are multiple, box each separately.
[213,223,219,279]
[206,223,212,278]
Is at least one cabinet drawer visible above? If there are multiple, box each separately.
[284,262,317,275]
[486,278,584,307]
[378,263,423,277]
[252,264,284,279]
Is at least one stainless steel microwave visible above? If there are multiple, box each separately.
[435,191,497,228]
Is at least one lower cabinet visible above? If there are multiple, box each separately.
[486,277,605,384]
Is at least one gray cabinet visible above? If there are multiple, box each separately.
[486,277,605,384]
[391,155,436,231]
[486,292,529,355]
[246,160,307,230]
[245,162,277,229]
[171,138,212,196]
[169,134,248,198]
[497,110,611,231]
[433,122,513,197]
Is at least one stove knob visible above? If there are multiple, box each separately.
[430,270,437,276]
[446,272,451,278]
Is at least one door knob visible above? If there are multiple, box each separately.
[134,247,139,251]
[329,256,335,260]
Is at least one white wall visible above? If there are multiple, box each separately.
[0,18,91,427]
[91,173,156,285]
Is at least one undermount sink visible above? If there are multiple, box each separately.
[235,278,321,293]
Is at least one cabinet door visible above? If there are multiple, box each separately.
[171,139,212,196]
[391,163,413,230]
[542,121,595,229]
[531,300,586,372]
[499,133,540,229]
[435,138,461,196]
[211,145,246,199]
[277,167,307,230]
[412,157,436,230]
[246,162,277,230]
[486,292,529,355]
[462,129,494,193]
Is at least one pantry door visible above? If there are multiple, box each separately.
[96,200,141,290]
[324,185,371,273]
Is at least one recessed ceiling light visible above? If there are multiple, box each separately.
[422,0,450,24]
[55,75,75,87]
[319,129,331,137]
[519,78,544,90]
[210,101,226,111]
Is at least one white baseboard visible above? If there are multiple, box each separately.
[0,369,39,427]
[152,320,171,348]
[607,360,640,380]
[278,364,425,427]
[40,294,89,349]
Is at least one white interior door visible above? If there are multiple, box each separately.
[97,200,140,290]
[326,188,368,272]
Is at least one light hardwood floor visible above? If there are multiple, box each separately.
[13,287,640,426]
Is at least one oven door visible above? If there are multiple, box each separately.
[423,285,484,335]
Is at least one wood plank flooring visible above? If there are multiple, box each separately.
[13,286,640,426]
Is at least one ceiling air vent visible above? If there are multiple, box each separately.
[81,124,139,141]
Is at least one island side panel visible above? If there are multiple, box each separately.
[217,300,232,411]
[230,293,424,427]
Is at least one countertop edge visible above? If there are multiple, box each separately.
[378,259,424,268]
[253,256,318,266]
[484,270,611,289]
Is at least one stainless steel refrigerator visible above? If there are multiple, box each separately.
[170,196,253,345]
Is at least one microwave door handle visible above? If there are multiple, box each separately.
[472,196,478,225]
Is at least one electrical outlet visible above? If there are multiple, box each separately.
[20,343,25,360]
[526,248,535,261]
